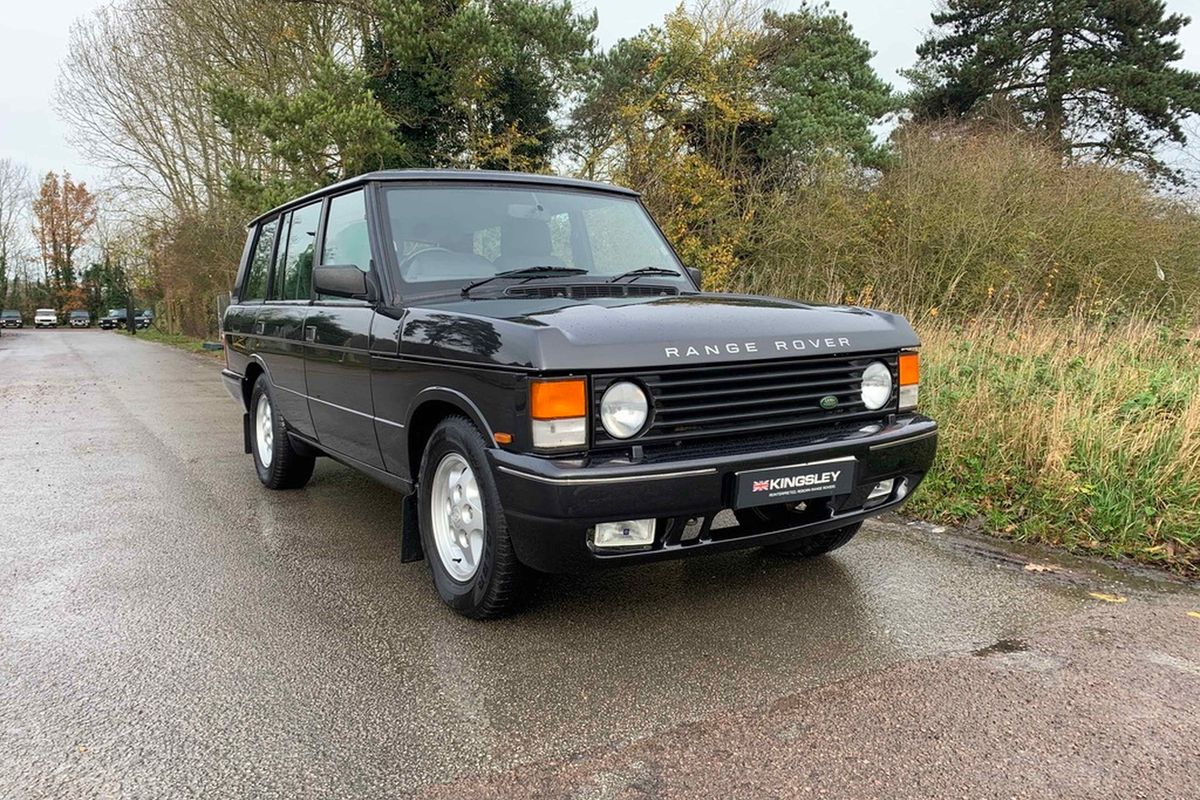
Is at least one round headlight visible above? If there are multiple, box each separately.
[600,381,649,439]
[860,361,892,410]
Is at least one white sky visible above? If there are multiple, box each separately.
[2,0,1199,188]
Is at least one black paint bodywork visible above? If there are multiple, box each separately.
[221,170,937,572]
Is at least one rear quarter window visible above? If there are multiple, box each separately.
[242,217,278,302]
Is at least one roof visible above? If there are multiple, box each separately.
[247,169,639,228]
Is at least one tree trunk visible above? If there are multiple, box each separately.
[1044,5,1066,155]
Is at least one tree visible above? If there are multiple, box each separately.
[211,0,596,209]
[760,7,894,172]
[908,0,1200,182]
[570,0,892,285]
[0,159,30,305]
[31,172,97,307]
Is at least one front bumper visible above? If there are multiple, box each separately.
[491,414,937,573]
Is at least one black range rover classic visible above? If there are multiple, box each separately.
[221,170,937,617]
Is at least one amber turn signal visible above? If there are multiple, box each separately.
[493,432,513,445]
[899,352,920,386]
[530,379,586,420]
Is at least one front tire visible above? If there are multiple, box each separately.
[249,375,315,490]
[417,417,522,618]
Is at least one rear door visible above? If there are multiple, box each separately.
[257,199,323,438]
[304,187,384,468]
[224,216,277,376]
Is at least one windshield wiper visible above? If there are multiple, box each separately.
[608,267,680,283]
[461,266,588,297]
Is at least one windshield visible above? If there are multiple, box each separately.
[381,184,687,293]
[1,310,17,317]
[36,308,55,315]
[107,309,122,316]
[69,311,88,318]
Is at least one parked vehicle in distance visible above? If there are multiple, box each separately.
[220,170,937,617]
[136,309,154,329]
[1,309,21,328]
[33,308,58,328]
[99,309,123,329]
[67,310,91,328]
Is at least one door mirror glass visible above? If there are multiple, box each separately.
[313,264,373,300]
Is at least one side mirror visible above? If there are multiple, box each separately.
[313,264,376,302]
[686,266,702,287]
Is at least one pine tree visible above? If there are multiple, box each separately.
[908,0,1200,182]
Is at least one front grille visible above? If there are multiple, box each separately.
[591,352,898,448]
[505,283,678,300]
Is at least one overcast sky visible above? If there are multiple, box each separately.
[2,0,1200,188]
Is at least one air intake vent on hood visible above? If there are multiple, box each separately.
[504,283,679,300]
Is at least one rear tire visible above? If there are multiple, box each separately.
[763,521,862,558]
[417,416,523,618]
[249,375,315,490]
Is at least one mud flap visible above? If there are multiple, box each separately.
[400,490,424,563]
[242,412,253,454]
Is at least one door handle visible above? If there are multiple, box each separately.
[254,321,265,335]
[305,325,317,342]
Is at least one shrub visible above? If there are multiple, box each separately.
[732,125,1200,320]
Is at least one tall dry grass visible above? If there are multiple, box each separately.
[908,313,1200,572]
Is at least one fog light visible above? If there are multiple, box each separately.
[867,479,895,502]
[592,519,656,549]
[895,478,911,500]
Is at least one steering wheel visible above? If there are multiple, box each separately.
[398,246,453,277]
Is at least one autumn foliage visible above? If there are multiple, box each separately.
[30,171,97,311]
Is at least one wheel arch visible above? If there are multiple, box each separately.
[405,388,495,483]
[241,356,270,411]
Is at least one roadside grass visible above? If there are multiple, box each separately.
[907,313,1200,575]
[120,326,221,357]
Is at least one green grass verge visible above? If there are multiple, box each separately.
[119,327,221,356]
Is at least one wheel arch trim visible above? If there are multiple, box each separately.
[405,387,496,443]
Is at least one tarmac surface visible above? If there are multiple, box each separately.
[1,328,1197,799]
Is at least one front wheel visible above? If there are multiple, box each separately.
[417,417,523,618]
[249,375,315,490]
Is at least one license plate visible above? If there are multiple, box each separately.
[734,457,856,509]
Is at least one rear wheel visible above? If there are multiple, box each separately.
[249,375,315,490]
[417,416,522,618]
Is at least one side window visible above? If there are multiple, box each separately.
[274,200,322,300]
[271,212,293,300]
[242,217,277,302]
[321,190,371,272]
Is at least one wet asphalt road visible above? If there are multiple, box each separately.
[1,328,1198,799]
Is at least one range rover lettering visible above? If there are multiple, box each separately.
[220,170,938,617]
